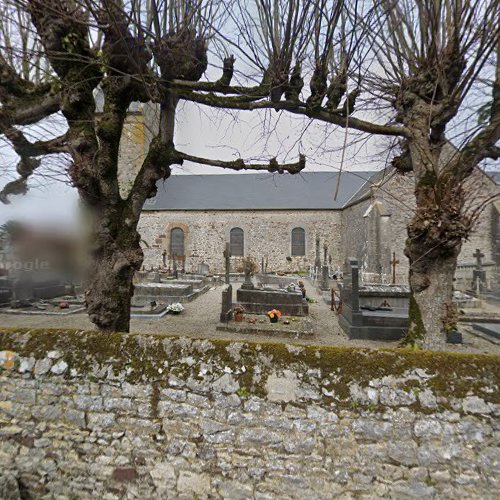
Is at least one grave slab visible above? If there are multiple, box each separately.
[338,258,409,341]
[217,316,313,338]
[472,323,500,340]
[135,283,194,297]
[236,288,309,316]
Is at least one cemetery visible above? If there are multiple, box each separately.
[0,271,85,315]
[2,235,500,349]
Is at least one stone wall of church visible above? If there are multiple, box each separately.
[138,209,344,274]
[1,329,499,499]
[343,172,498,285]
[117,113,146,200]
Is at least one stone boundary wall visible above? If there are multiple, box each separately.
[0,328,499,499]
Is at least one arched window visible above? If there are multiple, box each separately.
[230,227,244,256]
[170,227,185,257]
[291,227,305,256]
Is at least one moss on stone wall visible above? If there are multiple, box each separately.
[1,327,499,408]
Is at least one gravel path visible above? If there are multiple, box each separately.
[0,279,499,354]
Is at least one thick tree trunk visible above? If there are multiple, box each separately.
[84,207,143,332]
[405,247,459,349]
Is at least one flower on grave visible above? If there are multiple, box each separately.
[167,302,184,313]
[287,283,298,292]
[233,305,245,314]
[267,309,282,319]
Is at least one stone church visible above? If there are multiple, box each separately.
[137,169,499,283]
[116,103,500,284]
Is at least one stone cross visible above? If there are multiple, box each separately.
[473,248,484,270]
[472,248,487,292]
[162,250,167,267]
[323,243,328,265]
[172,253,178,279]
[390,252,399,285]
[315,236,321,275]
[223,243,231,284]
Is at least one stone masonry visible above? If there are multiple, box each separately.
[116,104,500,281]
[137,171,498,282]
[342,171,498,284]
[138,210,343,274]
[0,328,499,498]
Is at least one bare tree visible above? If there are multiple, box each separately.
[173,0,499,347]
[0,0,307,332]
[1,0,498,346]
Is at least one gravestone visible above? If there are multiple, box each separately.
[237,287,309,316]
[320,243,330,291]
[32,281,66,300]
[0,274,67,307]
[314,236,321,277]
[198,262,210,276]
[223,243,231,285]
[472,249,487,291]
[220,284,233,322]
[0,279,12,304]
[240,261,255,290]
[172,254,178,279]
[338,258,408,340]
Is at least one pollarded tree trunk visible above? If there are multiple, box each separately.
[84,205,144,332]
[405,235,461,348]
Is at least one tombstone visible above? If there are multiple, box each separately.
[261,257,265,274]
[237,287,309,316]
[220,284,233,322]
[338,258,408,340]
[223,243,231,285]
[0,277,12,305]
[162,250,167,267]
[197,262,210,276]
[240,260,255,290]
[314,236,321,277]
[172,254,178,279]
[472,249,487,291]
[320,243,330,291]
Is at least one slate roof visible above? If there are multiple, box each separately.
[143,171,381,211]
[485,171,500,184]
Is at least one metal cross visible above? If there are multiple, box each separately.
[390,252,400,285]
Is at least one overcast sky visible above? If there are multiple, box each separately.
[0,97,390,227]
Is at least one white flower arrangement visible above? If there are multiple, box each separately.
[167,302,184,313]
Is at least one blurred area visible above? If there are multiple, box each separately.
[0,220,84,308]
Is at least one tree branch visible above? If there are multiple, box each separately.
[175,150,306,174]
[457,40,500,172]
[7,94,62,126]
[485,145,500,160]
[175,90,408,137]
